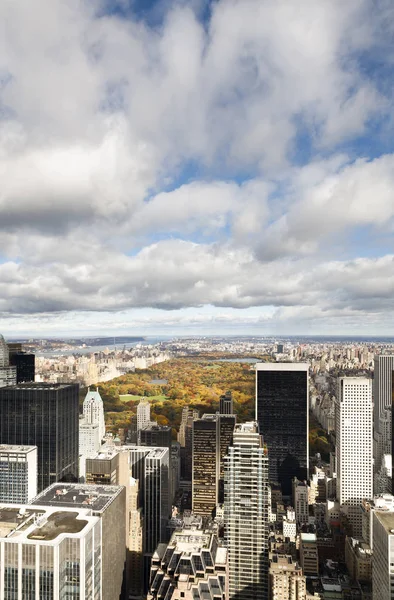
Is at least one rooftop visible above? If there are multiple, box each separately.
[30,483,124,513]
[0,504,97,542]
[0,444,37,454]
[255,362,309,371]
[0,382,77,391]
[374,511,394,534]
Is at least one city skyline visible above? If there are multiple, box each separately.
[1,0,394,336]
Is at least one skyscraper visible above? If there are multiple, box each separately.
[224,422,270,600]
[138,422,172,448]
[373,354,394,494]
[336,377,373,538]
[255,363,309,496]
[192,413,236,516]
[178,406,198,481]
[220,390,233,415]
[8,342,35,383]
[0,444,37,503]
[0,383,79,492]
[137,398,151,431]
[83,387,106,442]
[0,334,16,388]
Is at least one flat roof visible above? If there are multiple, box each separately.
[255,362,309,371]
[0,444,37,454]
[0,383,77,391]
[30,483,124,513]
[374,511,394,534]
[0,504,97,542]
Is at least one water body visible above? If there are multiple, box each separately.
[216,358,259,363]
[149,379,168,385]
[37,337,170,357]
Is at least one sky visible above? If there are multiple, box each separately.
[1,0,394,337]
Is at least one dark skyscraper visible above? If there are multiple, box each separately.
[0,383,79,491]
[256,363,309,496]
[219,390,233,415]
[192,413,236,515]
[138,423,172,449]
[8,351,35,383]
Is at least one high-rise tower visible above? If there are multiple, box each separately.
[255,363,309,496]
[336,377,373,537]
[224,422,270,600]
[0,383,79,491]
[83,387,106,441]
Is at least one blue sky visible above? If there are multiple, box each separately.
[1,0,394,336]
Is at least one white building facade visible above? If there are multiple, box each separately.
[0,445,37,504]
[336,377,373,538]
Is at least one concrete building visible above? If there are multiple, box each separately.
[0,503,102,599]
[82,387,106,441]
[148,526,228,600]
[31,482,126,600]
[192,414,236,516]
[282,508,297,542]
[345,538,372,583]
[335,377,373,538]
[256,363,309,496]
[0,444,37,504]
[299,533,318,576]
[0,383,79,492]
[137,399,151,431]
[219,390,233,415]
[224,422,270,600]
[372,511,394,599]
[269,555,306,600]
[293,479,309,525]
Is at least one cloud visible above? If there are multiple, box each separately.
[1,0,394,334]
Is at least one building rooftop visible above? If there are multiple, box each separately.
[234,421,259,434]
[0,444,37,454]
[30,483,124,513]
[0,382,77,391]
[374,511,394,534]
[170,529,211,553]
[0,504,97,542]
[255,362,309,371]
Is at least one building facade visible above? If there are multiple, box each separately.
[372,511,394,599]
[255,363,309,496]
[82,388,106,442]
[224,422,270,600]
[0,444,37,504]
[335,377,373,538]
[0,383,79,492]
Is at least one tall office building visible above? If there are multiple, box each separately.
[373,354,394,494]
[8,342,35,383]
[83,387,106,442]
[0,383,79,492]
[138,422,172,448]
[255,363,309,496]
[336,377,373,538]
[220,390,233,415]
[0,503,102,599]
[372,511,394,599]
[137,398,151,431]
[31,483,126,600]
[224,422,270,600]
[0,444,37,503]
[129,445,171,586]
[178,406,198,481]
[0,334,16,388]
[192,413,236,516]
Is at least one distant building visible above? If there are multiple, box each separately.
[8,344,35,383]
[219,390,233,415]
[299,533,319,576]
[0,334,16,388]
[224,421,270,600]
[0,383,79,492]
[137,399,151,431]
[83,387,106,441]
[31,482,126,600]
[139,422,172,448]
[148,526,228,600]
[269,555,306,600]
[255,363,309,496]
[293,478,309,525]
[178,406,198,481]
[0,444,37,504]
[336,377,373,537]
[192,413,236,516]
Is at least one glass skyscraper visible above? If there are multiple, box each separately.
[255,363,309,496]
[0,383,79,492]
